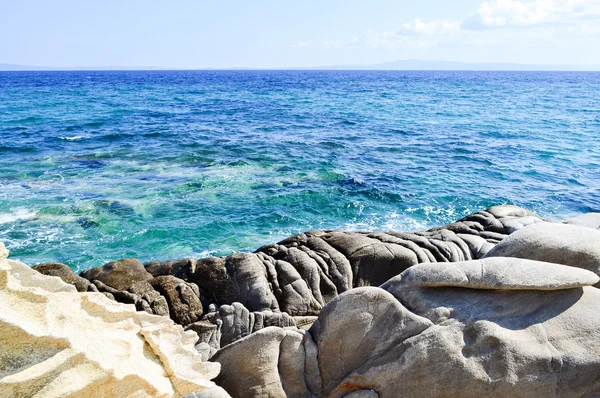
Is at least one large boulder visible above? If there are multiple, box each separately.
[80,257,153,291]
[0,243,222,398]
[145,258,197,280]
[484,223,600,285]
[212,258,600,397]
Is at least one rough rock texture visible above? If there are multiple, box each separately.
[0,243,222,398]
[151,275,204,326]
[213,258,600,398]
[80,257,154,290]
[179,205,542,318]
[484,222,600,285]
[32,205,546,351]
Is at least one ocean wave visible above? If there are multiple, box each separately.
[0,208,37,225]
[58,135,85,141]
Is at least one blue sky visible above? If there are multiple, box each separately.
[2,0,599,68]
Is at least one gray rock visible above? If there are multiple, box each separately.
[483,223,600,285]
[204,302,297,348]
[293,316,318,330]
[194,342,215,362]
[212,258,600,397]
[128,280,170,316]
[212,327,310,398]
[225,253,280,312]
[186,320,221,349]
[145,257,197,279]
[343,391,379,398]
[151,275,203,325]
[391,257,599,291]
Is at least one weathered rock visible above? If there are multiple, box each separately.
[186,320,222,354]
[203,302,297,349]
[188,256,238,307]
[395,257,599,291]
[128,280,170,316]
[0,243,221,398]
[145,258,197,280]
[212,258,600,397]
[563,212,600,230]
[151,275,204,326]
[213,327,310,398]
[294,316,318,330]
[309,287,432,394]
[32,262,97,292]
[225,253,280,312]
[80,257,153,291]
[484,222,600,285]
[71,206,544,325]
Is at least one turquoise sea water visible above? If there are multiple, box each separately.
[1,70,599,271]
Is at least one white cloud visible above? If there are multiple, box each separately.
[293,0,600,52]
[463,0,600,29]
[398,19,461,36]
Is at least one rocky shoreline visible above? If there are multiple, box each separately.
[2,205,600,397]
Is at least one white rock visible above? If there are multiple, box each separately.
[563,213,600,230]
[0,243,223,398]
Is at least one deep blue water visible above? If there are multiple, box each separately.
[1,70,599,271]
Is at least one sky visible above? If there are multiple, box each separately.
[1,0,600,68]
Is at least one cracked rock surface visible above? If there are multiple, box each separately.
[213,258,600,397]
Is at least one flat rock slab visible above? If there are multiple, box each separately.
[484,222,600,285]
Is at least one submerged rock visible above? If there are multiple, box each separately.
[0,243,222,398]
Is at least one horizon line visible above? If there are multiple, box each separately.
[2,60,600,72]
[2,69,600,72]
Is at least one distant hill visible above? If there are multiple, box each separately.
[299,60,600,71]
[1,60,599,72]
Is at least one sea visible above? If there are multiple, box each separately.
[1,70,599,272]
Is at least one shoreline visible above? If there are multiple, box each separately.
[3,204,600,396]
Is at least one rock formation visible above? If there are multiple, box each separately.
[0,243,223,398]
[34,205,544,351]
[11,205,600,397]
[483,222,600,286]
[213,258,600,397]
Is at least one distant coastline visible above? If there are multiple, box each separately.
[2,59,600,72]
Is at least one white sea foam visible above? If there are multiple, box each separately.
[58,135,85,141]
[0,208,37,225]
